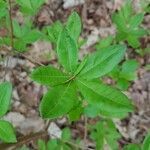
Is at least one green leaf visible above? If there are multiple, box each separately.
[14,39,27,52]
[91,120,121,150]
[57,28,78,73]
[68,102,83,121]
[129,13,144,29]
[61,144,72,150]
[84,104,100,118]
[13,20,22,38]
[112,11,127,32]
[47,21,63,44]
[124,144,141,150]
[47,139,58,150]
[96,36,113,49]
[30,0,45,10]
[0,82,12,117]
[116,31,127,42]
[40,83,77,119]
[120,60,139,81]
[79,45,126,80]
[129,28,147,37]
[16,0,33,14]
[77,79,133,118]
[122,60,139,73]
[38,139,46,150]
[73,56,88,76]
[90,121,104,150]
[16,0,44,15]
[117,79,130,90]
[104,120,121,150]
[66,12,81,41]
[127,35,140,48]
[0,120,17,143]
[142,133,150,150]
[121,0,132,20]
[0,1,7,19]
[24,30,41,43]
[30,65,69,86]
[62,128,71,141]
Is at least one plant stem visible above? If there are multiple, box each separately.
[83,116,88,150]
[7,0,44,67]
[8,0,14,49]
[19,52,44,66]
[3,0,13,81]
[0,131,48,150]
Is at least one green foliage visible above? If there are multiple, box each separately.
[77,79,133,118]
[47,21,63,45]
[136,47,150,56]
[68,101,83,122]
[12,20,41,52]
[31,65,69,86]
[0,0,149,148]
[142,133,150,150]
[46,11,81,49]
[95,36,114,49]
[79,45,126,80]
[66,12,81,41]
[38,139,46,150]
[39,83,77,119]
[123,132,150,150]
[31,12,133,120]
[0,83,16,143]
[38,128,75,150]
[90,119,121,150]
[16,0,45,15]
[112,0,147,48]
[0,120,17,143]
[123,144,140,150]
[140,0,150,13]
[109,59,139,90]
[57,28,78,73]
[0,0,7,19]
[0,82,12,117]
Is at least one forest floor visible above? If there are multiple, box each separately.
[0,0,150,149]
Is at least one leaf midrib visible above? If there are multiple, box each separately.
[80,50,119,75]
[45,82,72,117]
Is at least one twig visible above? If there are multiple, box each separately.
[45,120,51,131]
[83,116,88,150]
[20,53,44,66]
[3,0,13,81]
[3,56,9,81]
[0,131,48,150]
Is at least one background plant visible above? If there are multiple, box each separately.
[0,82,16,143]
[112,0,148,48]
[0,0,149,149]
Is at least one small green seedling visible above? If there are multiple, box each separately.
[38,128,78,150]
[31,12,133,120]
[112,0,147,48]
[109,59,139,90]
[12,20,42,52]
[90,119,121,150]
